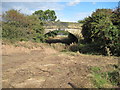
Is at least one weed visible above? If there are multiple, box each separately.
[61,49,68,52]
[92,73,110,88]
[90,66,115,88]
[107,70,119,86]
[90,66,101,73]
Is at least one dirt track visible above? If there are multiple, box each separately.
[2,42,118,88]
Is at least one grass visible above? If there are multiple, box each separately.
[90,66,119,88]
[92,73,110,88]
[90,67,101,73]
[90,67,109,88]
[60,49,69,52]
[60,49,79,56]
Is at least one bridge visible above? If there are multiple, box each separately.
[43,22,83,40]
[44,28,82,39]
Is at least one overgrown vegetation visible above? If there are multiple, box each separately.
[2,9,45,43]
[79,6,120,56]
[90,65,120,88]
[2,9,77,44]
[2,9,59,43]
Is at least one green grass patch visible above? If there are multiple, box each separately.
[90,66,110,88]
[90,66,101,73]
[92,73,109,88]
[90,66,119,88]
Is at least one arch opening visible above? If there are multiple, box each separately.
[44,30,78,45]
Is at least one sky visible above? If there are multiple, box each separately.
[1,0,119,22]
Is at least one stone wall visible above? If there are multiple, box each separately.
[43,22,82,29]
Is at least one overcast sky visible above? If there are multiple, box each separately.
[2,0,119,22]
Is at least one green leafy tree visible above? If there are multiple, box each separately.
[78,20,85,23]
[112,2,120,28]
[111,3,120,56]
[82,9,119,56]
[33,10,45,21]
[33,9,57,21]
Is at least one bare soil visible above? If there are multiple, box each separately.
[2,41,118,88]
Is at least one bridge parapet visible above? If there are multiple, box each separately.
[44,29,59,34]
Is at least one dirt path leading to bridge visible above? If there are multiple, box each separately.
[2,42,118,88]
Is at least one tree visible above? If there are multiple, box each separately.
[78,20,85,23]
[82,9,119,56]
[33,9,57,21]
[112,2,120,29]
[111,2,120,56]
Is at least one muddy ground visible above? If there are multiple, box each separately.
[2,41,119,88]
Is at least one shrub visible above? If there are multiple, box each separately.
[2,22,30,41]
[107,70,119,85]
[2,9,45,43]
[81,9,120,56]
[78,43,102,55]
[69,43,79,52]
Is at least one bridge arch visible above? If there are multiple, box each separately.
[44,28,82,40]
[44,29,79,44]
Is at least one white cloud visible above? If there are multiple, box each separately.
[67,0,81,6]
[2,0,62,2]
[2,2,65,15]
[12,6,34,15]
[36,3,65,11]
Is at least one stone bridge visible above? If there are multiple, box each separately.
[43,22,83,39]
[44,28,82,39]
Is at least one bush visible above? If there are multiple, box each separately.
[69,43,79,52]
[78,43,103,55]
[107,70,119,85]
[81,9,120,56]
[2,22,30,41]
[2,9,45,43]
[45,30,58,38]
